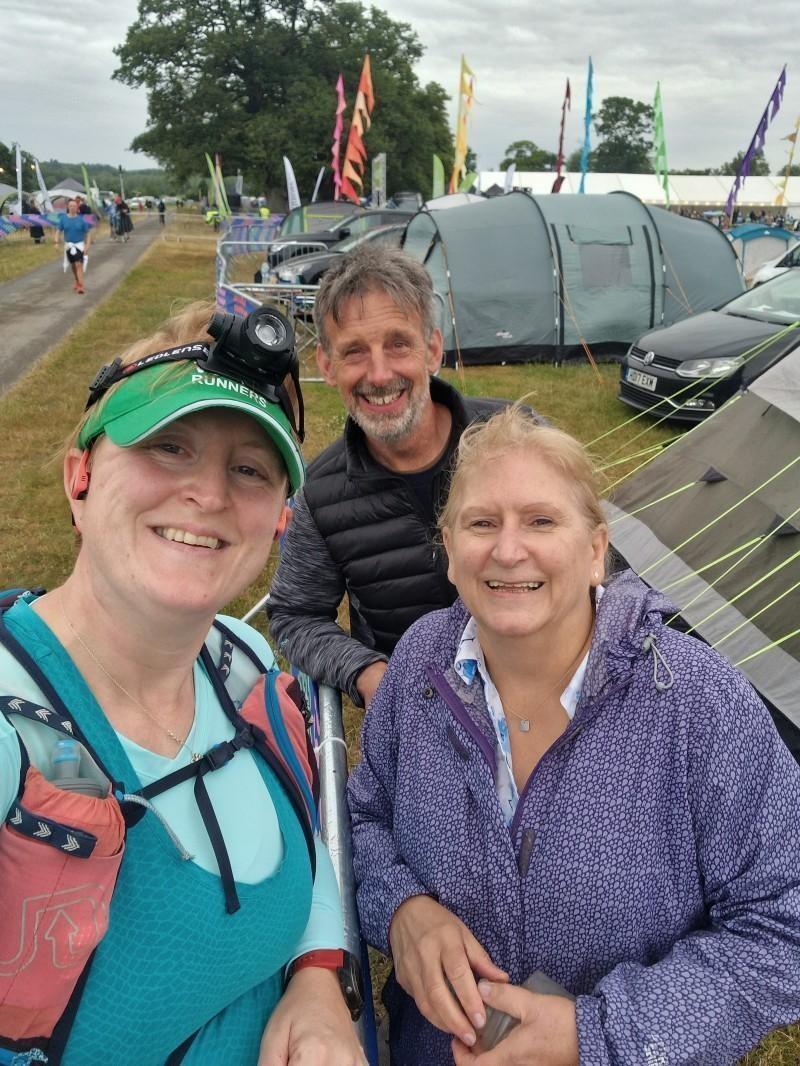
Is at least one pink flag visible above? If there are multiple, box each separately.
[332,74,346,201]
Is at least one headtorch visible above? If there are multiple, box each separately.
[84,305,305,442]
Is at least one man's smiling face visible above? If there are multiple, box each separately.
[316,289,443,445]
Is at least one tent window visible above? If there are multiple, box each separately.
[578,243,633,288]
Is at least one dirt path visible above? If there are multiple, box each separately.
[0,218,162,395]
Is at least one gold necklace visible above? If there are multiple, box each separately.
[501,626,594,734]
[59,593,196,757]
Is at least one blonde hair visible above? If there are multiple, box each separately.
[438,402,606,534]
[64,301,216,456]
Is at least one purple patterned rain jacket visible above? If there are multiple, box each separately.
[347,570,800,1065]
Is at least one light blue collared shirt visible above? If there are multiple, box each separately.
[453,587,603,824]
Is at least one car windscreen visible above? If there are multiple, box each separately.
[722,269,800,323]
[333,226,403,253]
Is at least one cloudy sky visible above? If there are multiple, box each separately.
[3,0,797,178]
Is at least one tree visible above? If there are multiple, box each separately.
[591,96,653,173]
[113,0,453,198]
[0,141,13,180]
[566,146,589,172]
[714,149,770,176]
[499,140,556,171]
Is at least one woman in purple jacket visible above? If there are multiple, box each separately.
[348,404,800,1066]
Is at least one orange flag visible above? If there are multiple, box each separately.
[340,56,375,203]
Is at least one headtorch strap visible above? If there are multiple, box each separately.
[85,343,211,410]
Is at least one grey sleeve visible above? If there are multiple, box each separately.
[266,490,387,704]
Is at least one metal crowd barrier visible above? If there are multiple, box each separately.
[239,605,379,1062]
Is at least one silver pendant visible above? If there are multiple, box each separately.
[518,719,531,733]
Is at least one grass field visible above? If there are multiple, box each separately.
[0,227,60,283]
[0,236,795,1064]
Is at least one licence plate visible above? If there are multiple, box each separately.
[626,367,658,391]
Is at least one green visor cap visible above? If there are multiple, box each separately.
[77,362,305,493]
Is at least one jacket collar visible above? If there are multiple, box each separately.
[438,570,678,720]
[341,376,467,478]
[579,569,678,711]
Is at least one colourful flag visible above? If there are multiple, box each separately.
[340,55,375,204]
[283,156,301,210]
[205,153,218,207]
[776,115,800,206]
[449,56,476,194]
[215,154,231,217]
[459,171,478,193]
[33,158,53,211]
[80,164,100,214]
[312,167,325,203]
[432,154,445,198]
[652,82,670,206]
[578,58,593,194]
[552,78,571,193]
[332,74,346,201]
[726,65,786,219]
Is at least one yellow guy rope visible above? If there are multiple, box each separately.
[713,579,800,649]
[735,628,800,666]
[679,549,800,635]
[638,455,800,579]
[664,503,800,621]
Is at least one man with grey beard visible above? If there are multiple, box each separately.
[267,246,535,708]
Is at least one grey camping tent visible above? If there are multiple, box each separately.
[402,190,744,365]
[606,347,800,755]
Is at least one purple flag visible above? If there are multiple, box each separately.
[726,65,786,218]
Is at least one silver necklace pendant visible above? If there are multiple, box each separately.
[518,719,531,733]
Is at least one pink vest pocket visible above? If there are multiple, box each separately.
[0,767,125,1041]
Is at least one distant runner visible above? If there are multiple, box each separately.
[55,198,92,295]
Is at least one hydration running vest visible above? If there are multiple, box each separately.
[0,590,319,1066]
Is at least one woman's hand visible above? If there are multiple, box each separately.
[259,967,366,1065]
[389,895,508,1048]
[451,980,579,1066]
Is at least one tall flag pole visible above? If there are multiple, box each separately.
[449,56,476,194]
[578,58,593,193]
[726,65,786,221]
[776,116,800,206]
[551,78,571,193]
[340,55,375,205]
[14,143,23,213]
[331,74,346,201]
[653,82,670,206]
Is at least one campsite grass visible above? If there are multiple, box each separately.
[0,229,60,284]
[0,237,796,1064]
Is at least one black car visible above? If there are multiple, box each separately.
[618,269,800,422]
[268,224,406,286]
[263,208,413,271]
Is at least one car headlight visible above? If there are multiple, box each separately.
[676,355,745,378]
[277,267,301,283]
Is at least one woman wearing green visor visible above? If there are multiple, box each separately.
[0,302,366,1065]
